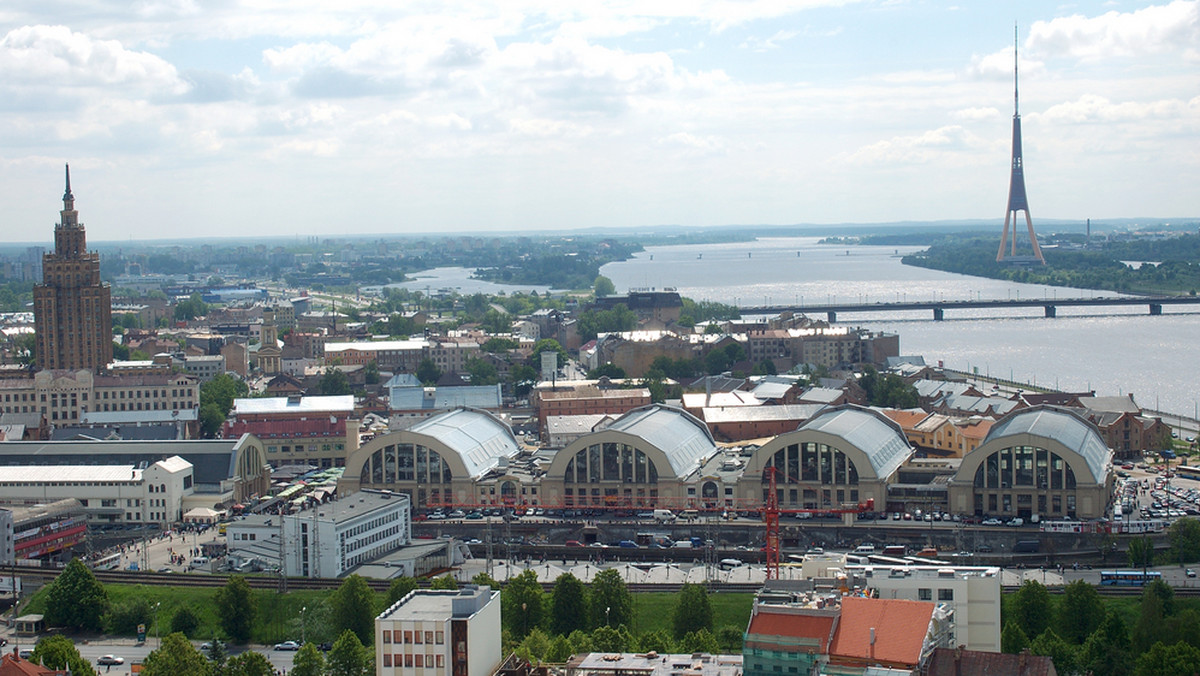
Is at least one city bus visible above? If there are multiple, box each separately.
[90,552,122,570]
[1099,570,1163,586]
[1175,466,1200,482]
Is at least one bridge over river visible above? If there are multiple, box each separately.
[739,295,1200,322]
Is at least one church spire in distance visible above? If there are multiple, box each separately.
[996,24,1045,265]
[64,163,73,202]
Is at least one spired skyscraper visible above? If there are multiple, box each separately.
[996,26,1045,265]
[33,165,113,371]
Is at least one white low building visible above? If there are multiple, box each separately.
[376,586,501,676]
[847,564,1002,653]
[227,489,410,578]
[0,455,194,525]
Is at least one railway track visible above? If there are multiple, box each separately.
[6,566,1194,596]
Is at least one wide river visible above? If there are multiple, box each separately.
[599,237,1200,419]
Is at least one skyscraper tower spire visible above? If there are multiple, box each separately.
[34,165,113,371]
[997,24,1045,264]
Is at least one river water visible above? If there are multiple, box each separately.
[599,237,1200,419]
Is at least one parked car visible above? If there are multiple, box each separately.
[98,655,125,665]
[981,518,1003,526]
[273,641,301,651]
[1188,569,1197,578]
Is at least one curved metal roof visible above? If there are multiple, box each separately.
[984,406,1110,482]
[797,405,913,479]
[606,404,718,478]
[409,408,521,479]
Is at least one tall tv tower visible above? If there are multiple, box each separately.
[996,25,1045,264]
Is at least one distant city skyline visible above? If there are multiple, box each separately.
[1,1,1197,242]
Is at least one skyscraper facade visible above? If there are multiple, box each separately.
[33,165,113,371]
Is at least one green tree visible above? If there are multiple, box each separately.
[593,276,616,297]
[635,629,675,653]
[481,309,511,335]
[1001,620,1030,654]
[1057,579,1104,644]
[44,558,108,632]
[678,628,720,653]
[545,635,575,662]
[509,364,539,397]
[174,293,210,321]
[141,632,213,676]
[515,627,552,663]
[672,583,713,639]
[1128,535,1156,570]
[105,596,152,635]
[326,629,373,676]
[214,575,256,643]
[715,625,744,652]
[551,573,589,636]
[319,367,353,395]
[503,570,545,639]
[472,572,501,588]
[200,373,249,418]
[199,402,227,438]
[1143,578,1176,616]
[291,643,327,676]
[482,337,519,353]
[1008,579,1052,640]
[1168,517,1200,563]
[1132,589,1166,654]
[1134,641,1200,676]
[1079,611,1132,676]
[225,651,275,676]
[202,639,227,670]
[465,357,500,386]
[169,604,200,637]
[386,576,419,606]
[430,574,458,590]
[364,360,380,385]
[589,569,632,629]
[416,358,442,385]
[330,575,378,646]
[29,635,97,676]
[586,363,626,380]
[591,625,631,652]
[1030,628,1078,675]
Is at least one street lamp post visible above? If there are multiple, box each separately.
[154,602,161,648]
[605,606,610,627]
[301,606,306,645]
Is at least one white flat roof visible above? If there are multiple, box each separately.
[0,465,145,483]
[325,340,428,352]
[232,395,355,415]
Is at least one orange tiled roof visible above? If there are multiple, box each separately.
[880,409,929,430]
[746,610,837,653]
[828,596,934,667]
[0,654,69,676]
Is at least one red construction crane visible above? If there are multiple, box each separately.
[764,467,781,579]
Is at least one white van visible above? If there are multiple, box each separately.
[190,556,210,569]
[853,544,876,555]
[652,509,676,523]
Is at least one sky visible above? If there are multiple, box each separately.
[1,1,1197,243]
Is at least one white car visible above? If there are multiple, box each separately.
[98,655,125,665]
[981,518,1003,526]
[273,641,301,651]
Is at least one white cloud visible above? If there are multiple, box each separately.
[1033,93,1194,124]
[837,125,988,165]
[950,106,1001,121]
[1029,0,1200,61]
[0,24,184,90]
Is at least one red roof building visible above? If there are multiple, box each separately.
[0,652,69,676]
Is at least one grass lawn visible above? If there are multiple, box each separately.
[23,583,333,644]
[632,592,754,636]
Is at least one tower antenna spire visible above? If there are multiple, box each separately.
[64,163,73,201]
[1014,23,1020,116]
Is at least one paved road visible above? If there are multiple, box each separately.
[2,634,301,675]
